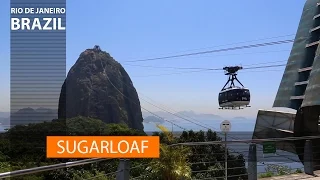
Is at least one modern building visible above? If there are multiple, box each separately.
[252,0,320,170]
[273,0,320,110]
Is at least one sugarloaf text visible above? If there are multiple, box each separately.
[11,18,65,31]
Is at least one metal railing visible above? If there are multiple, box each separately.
[1,135,320,180]
[0,158,109,179]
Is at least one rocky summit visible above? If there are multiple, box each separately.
[58,45,144,131]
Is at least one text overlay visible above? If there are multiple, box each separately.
[46,136,160,158]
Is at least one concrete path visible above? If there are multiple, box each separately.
[259,170,320,180]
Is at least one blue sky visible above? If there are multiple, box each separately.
[0,0,304,118]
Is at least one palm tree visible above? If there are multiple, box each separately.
[146,124,192,180]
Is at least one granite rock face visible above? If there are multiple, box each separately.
[58,46,144,131]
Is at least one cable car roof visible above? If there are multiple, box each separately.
[219,87,250,93]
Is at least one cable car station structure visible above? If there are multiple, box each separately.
[252,0,320,170]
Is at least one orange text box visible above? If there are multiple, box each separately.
[46,136,160,158]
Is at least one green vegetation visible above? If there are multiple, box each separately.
[0,116,247,180]
[258,164,304,178]
[144,125,192,180]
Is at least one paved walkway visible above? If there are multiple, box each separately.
[259,170,320,180]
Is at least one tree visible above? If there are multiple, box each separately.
[146,124,192,180]
[178,129,247,180]
[0,118,248,180]
[0,116,147,180]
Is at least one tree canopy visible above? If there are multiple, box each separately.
[0,117,247,180]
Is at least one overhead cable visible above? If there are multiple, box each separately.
[122,49,290,65]
[124,60,287,70]
[131,64,286,77]
[124,39,294,62]
[122,34,295,62]
[165,34,295,54]
[104,68,187,131]
[118,73,295,165]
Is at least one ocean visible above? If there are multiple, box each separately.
[143,120,304,174]
[0,121,304,174]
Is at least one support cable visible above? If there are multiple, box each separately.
[124,39,293,62]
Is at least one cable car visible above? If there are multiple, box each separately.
[218,66,251,109]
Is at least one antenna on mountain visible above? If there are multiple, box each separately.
[93,45,101,51]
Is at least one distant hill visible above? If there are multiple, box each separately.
[175,111,223,121]
[0,112,10,125]
[0,112,9,118]
[1,107,58,126]
[231,116,248,121]
[143,116,165,124]
[142,111,173,119]
[142,110,223,121]
[0,117,9,126]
